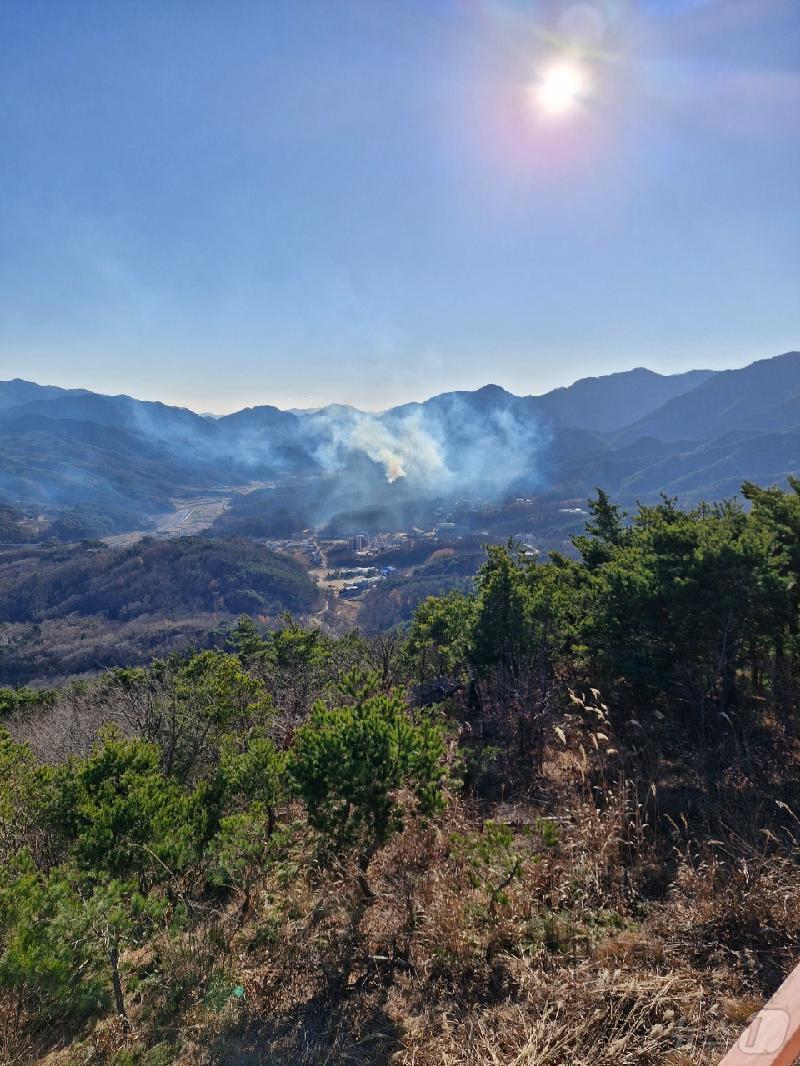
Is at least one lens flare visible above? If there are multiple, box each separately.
[530,59,590,117]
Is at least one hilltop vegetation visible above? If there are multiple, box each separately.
[3,482,800,1062]
[0,502,148,546]
[0,537,320,623]
[0,538,321,685]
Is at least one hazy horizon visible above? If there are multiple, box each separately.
[2,351,772,417]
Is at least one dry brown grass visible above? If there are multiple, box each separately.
[20,694,800,1065]
[166,787,760,1065]
[396,960,714,1065]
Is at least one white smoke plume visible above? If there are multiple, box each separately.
[308,407,451,486]
[348,411,448,484]
[304,387,548,496]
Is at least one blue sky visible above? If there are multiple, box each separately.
[1,0,798,412]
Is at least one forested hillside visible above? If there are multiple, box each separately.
[0,538,319,622]
[4,355,800,536]
[0,538,321,684]
[4,481,800,1062]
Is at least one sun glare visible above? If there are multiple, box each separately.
[531,59,589,117]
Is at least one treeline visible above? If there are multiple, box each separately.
[0,537,320,625]
[409,482,800,743]
[4,483,800,1061]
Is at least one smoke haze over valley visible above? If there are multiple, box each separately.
[12,350,800,681]
[3,354,800,537]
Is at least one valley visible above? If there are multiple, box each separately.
[102,483,271,547]
[3,351,800,685]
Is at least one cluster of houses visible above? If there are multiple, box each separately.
[336,563,397,599]
[349,531,410,556]
[261,537,324,566]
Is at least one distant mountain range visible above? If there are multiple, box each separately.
[1,351,799,535]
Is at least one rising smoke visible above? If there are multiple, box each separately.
[0,380,550,530]
[303,386,547,497]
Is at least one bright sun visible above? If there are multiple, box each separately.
[531,59,589,117]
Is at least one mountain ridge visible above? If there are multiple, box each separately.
[0,363,719,431]
[1,353,798,533]
[616,351,800,443]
